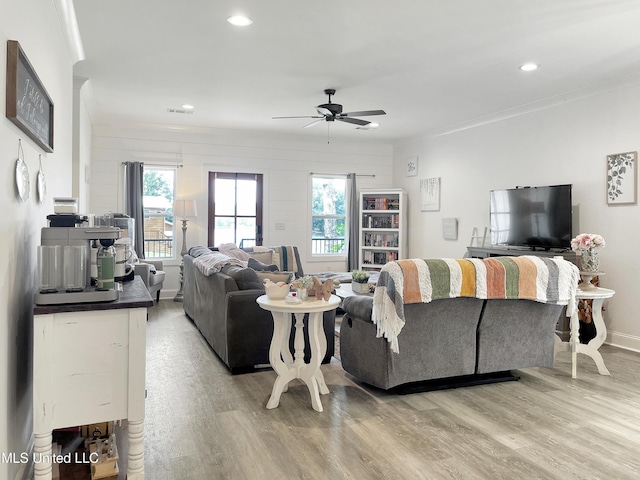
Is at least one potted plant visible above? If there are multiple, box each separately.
[292,275,314,301]
[351,270,371,294]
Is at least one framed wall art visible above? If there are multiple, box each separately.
[406,156,418,176]
[420,177,440,211]
[606,151,637,205]
[6,40,54,152]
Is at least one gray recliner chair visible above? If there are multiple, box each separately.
[134,260,165,302]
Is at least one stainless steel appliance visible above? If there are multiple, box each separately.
[35,225,121,305]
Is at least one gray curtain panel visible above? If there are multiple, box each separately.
[347,173,359,271]
[124,162,145,259]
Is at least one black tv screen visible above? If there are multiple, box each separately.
[490,184,572,250]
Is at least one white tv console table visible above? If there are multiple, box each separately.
[32,277,153,480]
[467,246,577,262]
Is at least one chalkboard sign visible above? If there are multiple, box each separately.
[6,40,54,152]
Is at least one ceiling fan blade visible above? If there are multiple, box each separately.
[316,107,332,116]
[341,110,386,117]
[272,115,324,119]
[304,118,325,129]
[337,117,370,126]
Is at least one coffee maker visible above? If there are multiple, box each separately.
[35,222,122,305]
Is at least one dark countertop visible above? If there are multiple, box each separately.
[33,276,154,315]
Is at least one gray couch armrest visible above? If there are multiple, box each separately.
[133,260,165,287]
[133,262,151,287]
[342,295,373,321]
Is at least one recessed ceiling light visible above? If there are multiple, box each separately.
[182,104,194,110]
[227,15,253,26]
[520,63,539,72]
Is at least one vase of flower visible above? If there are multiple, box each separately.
[571,233,605,273]
[581,249,599,272]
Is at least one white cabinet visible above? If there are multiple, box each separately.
[359,189,407,271]
[32,277,152,480]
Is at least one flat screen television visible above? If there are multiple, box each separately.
[489,184,572,250]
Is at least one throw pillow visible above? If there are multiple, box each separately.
[248,257,279,272]
[188,246,214,258]
[247,250,274,265]
[255,271,294,285]
[221,264,263,290]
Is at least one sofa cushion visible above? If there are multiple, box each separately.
[247,250,274,265]
[248,257,279,272]
[221,264,263,290]
[256,271,294,284]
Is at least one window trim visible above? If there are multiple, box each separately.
[142,166,177,260]
[310,173,348,259]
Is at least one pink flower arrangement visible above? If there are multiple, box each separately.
[571,233,606,253]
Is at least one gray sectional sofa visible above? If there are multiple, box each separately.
[339,256,579,391]
[183,245,336,374]
[340,296,564,390]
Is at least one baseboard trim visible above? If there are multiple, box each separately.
[607,330,640,353]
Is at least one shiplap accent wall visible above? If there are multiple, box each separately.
[88,124,394,295]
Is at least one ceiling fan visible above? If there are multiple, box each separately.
[272,89,386,129]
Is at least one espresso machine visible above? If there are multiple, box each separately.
[35,222,122,305]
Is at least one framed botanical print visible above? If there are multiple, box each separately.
[406,156,418,176]
[606,151,637,205]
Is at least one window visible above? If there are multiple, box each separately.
[143,167,176,258]
[208,172,263,247]
[311,175,347,255]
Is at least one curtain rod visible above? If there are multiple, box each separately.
[121,161,183,168]
[309,172,375,177]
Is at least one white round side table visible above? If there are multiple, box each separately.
[569,285,614,378]
[257,294,340,412]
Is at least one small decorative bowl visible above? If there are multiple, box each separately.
[265,282,290,300]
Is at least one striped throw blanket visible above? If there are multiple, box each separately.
[372,256,580,353]
[192,252,246,276]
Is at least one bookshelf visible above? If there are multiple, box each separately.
[359,189,407,271]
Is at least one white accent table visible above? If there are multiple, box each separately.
[33,277,153,480]
[257,294,340,412]
[556,283,614,378]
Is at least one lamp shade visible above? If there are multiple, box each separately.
[173,199,197,218]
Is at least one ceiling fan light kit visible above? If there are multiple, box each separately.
[273,88,386,130]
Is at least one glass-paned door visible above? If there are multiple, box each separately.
[208,172,263,247]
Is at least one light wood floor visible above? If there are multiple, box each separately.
[142,300,640,480]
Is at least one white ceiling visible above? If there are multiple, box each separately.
[72,0,640,143]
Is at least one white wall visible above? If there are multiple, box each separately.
[393,82,640,352]
[0,1,75,479]
[88,124,394,297]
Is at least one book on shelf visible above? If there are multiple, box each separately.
[364,232,399,247]
[362,214,399,229]
[362,250,398,265]
[362,196,400,211]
